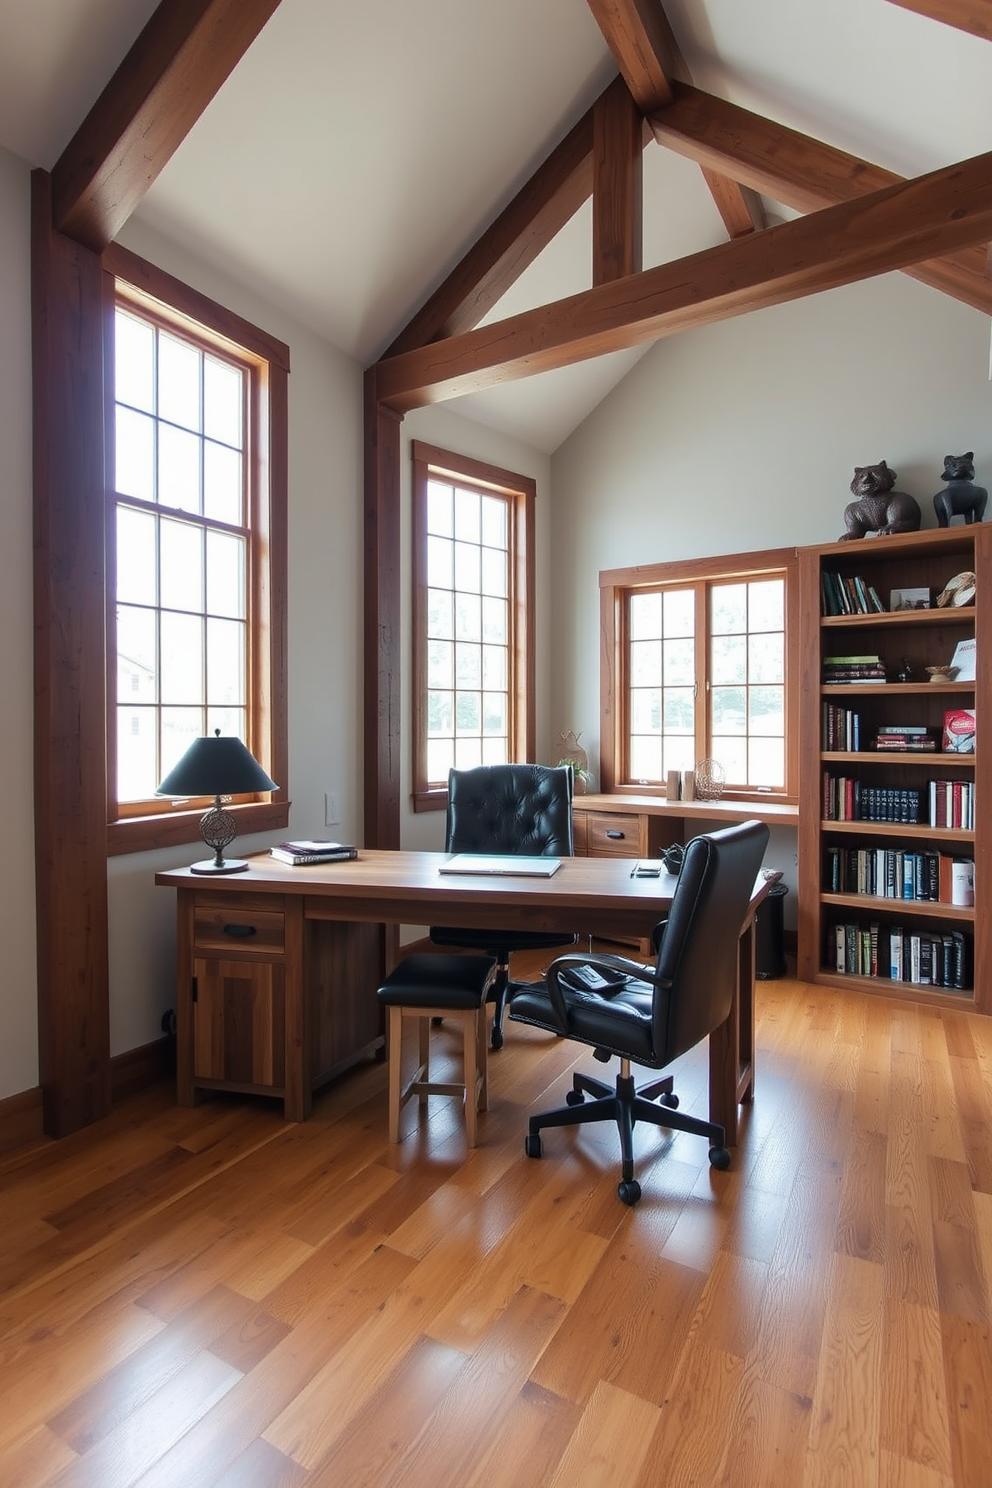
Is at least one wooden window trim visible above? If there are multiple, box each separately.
[103,244,290,856]
[600,545,800,804]
[411,440,536,813]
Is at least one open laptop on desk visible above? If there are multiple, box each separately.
[438,853,561,877]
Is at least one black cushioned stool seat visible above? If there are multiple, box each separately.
[376,954,496,1147]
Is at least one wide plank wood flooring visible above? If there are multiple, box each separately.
[2,964,991,1487]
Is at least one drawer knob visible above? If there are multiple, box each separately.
[605,829,625,839]
[223,923,257,938]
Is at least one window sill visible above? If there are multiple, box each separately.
[107,799,290,857]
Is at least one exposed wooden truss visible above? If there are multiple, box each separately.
[649,81,992,315]
[885,0,992,40]
[375,149,992,411]
[585,0,765,238]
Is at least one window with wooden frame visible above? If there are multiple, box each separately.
[105,246,289,854]
[599,547,799,802]
[411,441,535,811]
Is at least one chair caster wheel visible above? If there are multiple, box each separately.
[708,1146,731,1171]
[659,1091,679,1109]
[490,1026,504,1051]
[618,1180,641,1206]
[565,1089,585,1106]
[525,1133,543,1159]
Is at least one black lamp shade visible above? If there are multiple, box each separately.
[156,732,278,799]
[156,732,278,874]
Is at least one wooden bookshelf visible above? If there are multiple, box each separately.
[798,525,990,1013]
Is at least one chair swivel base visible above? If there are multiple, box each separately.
[524,1062,731,1206]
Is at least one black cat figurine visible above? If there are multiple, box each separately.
[933,452,987,527]
[840,461,921,540]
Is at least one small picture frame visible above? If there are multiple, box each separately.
[889,586,930,611]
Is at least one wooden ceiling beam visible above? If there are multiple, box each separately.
[593,76,643,283]
[884,0,992,40]
[51,0,283,252]
[585,0,765,238]
[650,81,992,313]
[373,148,992,412]
[384,97,602,357]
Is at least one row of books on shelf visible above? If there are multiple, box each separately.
[827,921,971,989]
[822,775,975,828]
[820,571,885,617]
[821,711,976,755]
[824,846,975,904]
[822,653,887,684]
[269,839,358,865]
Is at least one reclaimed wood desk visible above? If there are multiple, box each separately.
[156,849,771,1142]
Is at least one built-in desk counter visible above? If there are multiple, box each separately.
[573,792,799,860]
[572,794,799,949]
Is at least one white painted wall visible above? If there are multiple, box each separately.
[550,271,992,921]
[0,146,39,1097]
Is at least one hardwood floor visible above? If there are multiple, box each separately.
[2,964,991,1487]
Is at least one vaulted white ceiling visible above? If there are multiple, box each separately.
[1,0,989,450]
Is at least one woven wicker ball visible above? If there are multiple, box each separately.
[694,758,725,801]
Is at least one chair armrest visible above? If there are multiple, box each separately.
[544,951,672,1032]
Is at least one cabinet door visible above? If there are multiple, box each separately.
[192,956,286,1092]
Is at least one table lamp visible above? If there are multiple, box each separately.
[156,729,278,873]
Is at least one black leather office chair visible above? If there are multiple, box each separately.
[509,819,770,1204]
[430,763,577,1050]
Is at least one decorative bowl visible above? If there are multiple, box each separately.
[925,665,958,683]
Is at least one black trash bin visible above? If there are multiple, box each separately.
[754,883,788,979]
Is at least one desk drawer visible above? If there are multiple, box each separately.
[193,905,285,956]
[584,812,641,858]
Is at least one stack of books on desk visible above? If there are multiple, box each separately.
[270,840,358,865]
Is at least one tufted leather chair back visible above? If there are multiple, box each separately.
[445,764,574,857]
[652,819,769,1064]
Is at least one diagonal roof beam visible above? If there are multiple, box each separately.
[373,148,992,412]
[585,0,766,237]
[649,81,992,314]
[51,0,284,252]
[384,96,599,357]
[884,0,992,40]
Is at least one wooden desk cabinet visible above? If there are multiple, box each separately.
[175,886,384,1121]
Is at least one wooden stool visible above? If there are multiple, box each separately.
[376,953,496,1146]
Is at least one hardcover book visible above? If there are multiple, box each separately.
[942,708,976,753]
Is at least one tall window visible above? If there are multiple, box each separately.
[411,442,535,810]
[105,247,289,852]
[602,549,798,801]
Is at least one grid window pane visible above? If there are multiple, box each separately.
[113,300,255,809]
[116,605,157,704]
[629,591,661,640]
[749,631,783,684]
[427,737,454,781]
[712,583,746,635]
[158,334,201,431]
[427,480,453,536]
[663,588,694,637]
[419,468,513,783]
[159,423,201,513]
[663,637,694,686]
[117,708,157,804]
[160,612,203,704]
[203,356,242,446]
[427,588,452,639]
[203,440,242,524]
[749,736,784,787]
[116,407,155,503]
[115,312,155,413]
[427,534,453,589]
[206,530,246,619]
[160,520,203,612]
[206,618,245,706]
[428,641,453,689]
[454,488,480,543]
[117,507,157,605]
